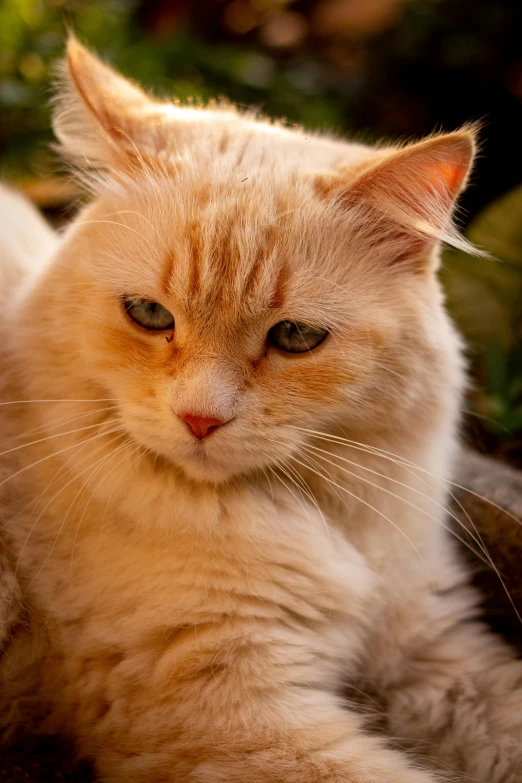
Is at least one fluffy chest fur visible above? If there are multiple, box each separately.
[0,393,459,737]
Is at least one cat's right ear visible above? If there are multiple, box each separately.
[53,36,159,169]
[315,131,479,266]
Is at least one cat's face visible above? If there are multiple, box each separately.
[63,172,427,483]
[26,40,475,483]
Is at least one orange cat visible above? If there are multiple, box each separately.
[1,38,521,783]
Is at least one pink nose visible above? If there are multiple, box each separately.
[179,413,226,440]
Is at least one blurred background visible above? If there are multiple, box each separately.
[1,0,522,465]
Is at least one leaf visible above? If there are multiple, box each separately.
[468,184,522,270]
[442,184,522,353]
[441,253,513,351]
[484,343,509,397]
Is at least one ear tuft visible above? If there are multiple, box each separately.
[52,36,155,170]
[322,128,481,266]
[366,130,474,199]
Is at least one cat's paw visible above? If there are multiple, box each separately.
[473,669,522,783]
[191,748,440,783]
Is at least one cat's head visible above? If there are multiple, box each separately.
[23,39,477,483]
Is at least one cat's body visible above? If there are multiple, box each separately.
[0,39,521,782]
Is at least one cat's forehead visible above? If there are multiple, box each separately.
[163,205,287,318]
[125,163,345,322]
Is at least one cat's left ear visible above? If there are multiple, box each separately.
[53,36,161,168]
[319,130,477,266]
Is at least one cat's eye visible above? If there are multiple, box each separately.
[123,296,174,331]
[267,321,329,354]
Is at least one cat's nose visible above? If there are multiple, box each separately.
[179,413,228,440]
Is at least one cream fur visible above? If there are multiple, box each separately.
[0,39,521,783]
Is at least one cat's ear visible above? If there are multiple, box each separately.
[320,130,478,267]
[53,36,160,168]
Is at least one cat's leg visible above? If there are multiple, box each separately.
[89,679,440,783]
[69,626,440,783]
[367,579,522,782]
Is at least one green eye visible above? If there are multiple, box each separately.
[123,296,174,331]
[268,321,329,353]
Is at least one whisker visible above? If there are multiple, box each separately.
[0,420,119,458]
[287,425,522,626]
[7,424,124,529]
[29,440,129,587]
[306,427,517,583]
[302,444,494,573]
[0,423,122,491]
[0,398,118,406]
[99,443,146,531]
[267,464,316,530]
[260,467,275,503]
[100,210,169,253]
[14,424,124,578]
[103,127,172,242]
[273,457,331,540]
[79,219,160,257]
[292,447,351,511]
[0,405,118,449]
[289,453,428,570]
[287,425,522,526]
[302,442,492,566]
[69,438,139,569]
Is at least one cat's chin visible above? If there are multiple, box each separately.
[179,437,283,483]
[142,442,259,485]
[177,460,242,484]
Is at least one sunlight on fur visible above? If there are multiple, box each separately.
[0,36,521,783]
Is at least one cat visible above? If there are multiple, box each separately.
[0,36,521,783]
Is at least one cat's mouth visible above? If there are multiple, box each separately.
[123,411,292,484]
[130,425,251,483]
[175,435,255,483]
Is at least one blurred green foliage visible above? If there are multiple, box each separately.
[0,0,352,182]
[0,0,134,179]
[442,187,522,450]
[1,0,522,461]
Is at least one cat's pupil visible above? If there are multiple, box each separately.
[268,321,329,354]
